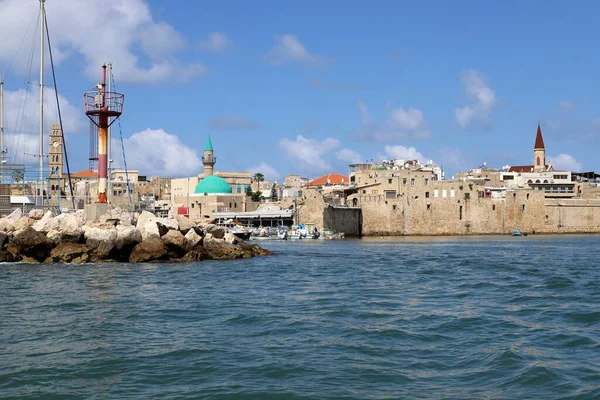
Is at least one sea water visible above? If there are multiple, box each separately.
[1,235,599,399]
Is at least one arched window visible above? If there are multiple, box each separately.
[527,179,533,183]
[536,180,541,183]
[543,180,548,183]
[537,156,540,166]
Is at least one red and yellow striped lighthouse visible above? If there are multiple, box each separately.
[84,65,124,203]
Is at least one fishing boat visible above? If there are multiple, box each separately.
[512,229,522,236]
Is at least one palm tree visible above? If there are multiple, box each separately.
[253,172,265,190]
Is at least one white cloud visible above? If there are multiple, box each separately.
[197,32,234,53]
[1,87,87,163]
[548,153,582,172]
[388,107,424,131]
[247,162,280,182]
[279,135,340,173]
[265,34,328,67]
[336,148,363,164]
[111,128,202,177]
[438,148,468,173]
[0,0,206,83]
[357,101,430,141]
[558,101,575,111]
[454,69,496,130]
[208,115,261,130]
[383,145,425,162]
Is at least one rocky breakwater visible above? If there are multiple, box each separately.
[0,208,271,263]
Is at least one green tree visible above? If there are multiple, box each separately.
[270,183,278,202]
[245,184,253,197]
[251,190,263,202]
[253,172,265,190]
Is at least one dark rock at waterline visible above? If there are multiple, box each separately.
[129,237,169,263]
[10,227,52,262]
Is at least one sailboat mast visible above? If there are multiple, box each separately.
[39,0,45,196]
[0,74,4,163]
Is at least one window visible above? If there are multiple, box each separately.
[503,175,514,180]
[191,203,194,208]
[450,190,455,198]
[403,178,407,185]
[427,204,431,210]
[521,204,525,211]
[385,190,396,199]
[459,205,463,220]
[434,190,439,197]
[527,193,530,200]
[492,204,496,211]
[425,178,429,186]
[372,190,378,194]
[425,191,430,198]
[442,190,447,198]
[392,205,397,210]
[411,178,415,186]
[464,193,470,200]
[388,178,392,184]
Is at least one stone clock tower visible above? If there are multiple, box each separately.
[48,123,65,195]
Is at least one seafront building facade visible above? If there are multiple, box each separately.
[345,125,600,235]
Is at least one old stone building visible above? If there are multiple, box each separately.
[345,125,600,235]
[170,136,255,217]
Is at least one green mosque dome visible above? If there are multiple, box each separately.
[194,175,232,194]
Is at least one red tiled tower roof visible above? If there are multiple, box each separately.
[534,124,545,149]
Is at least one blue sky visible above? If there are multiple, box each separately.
[0,0,598,181]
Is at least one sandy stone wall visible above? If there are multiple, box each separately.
[350,182,600,236]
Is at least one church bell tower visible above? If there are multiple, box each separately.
[533,123,546,172]
[48,123,64,195]
[202,136,216,177]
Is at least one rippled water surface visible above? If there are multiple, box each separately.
[1,235,600,399]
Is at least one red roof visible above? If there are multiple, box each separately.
[508,164,552,173]
[304,173,349,187]
[70,169,98,178]
[508,165,534,173]
[534,124,545,149]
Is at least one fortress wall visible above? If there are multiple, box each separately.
[323,206,362,236]
[354,188,600,236]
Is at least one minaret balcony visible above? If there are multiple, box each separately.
[203,155,216,164]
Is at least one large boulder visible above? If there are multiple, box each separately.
[10,226,52,262]
[46,213,84,243]
[0,231,8,248]
[203,241,245,260]
[205,225,225,239]
[99,207,134,226]
[28,209,45,220]
[143,220,160,241]
[84,226,117,259]
[184,228,203,248]
[0,218,15,233]
[181,248,210,262]
[162,230,188,258]
[13,217,35,232]
[156,218,178,236]
[223,232,239,245]
[45,242,92,263]
[32,211,57,233]
[129,237,168,263]
[115,225,142,250]
[6,208,22,221]
[175,215,196,235]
